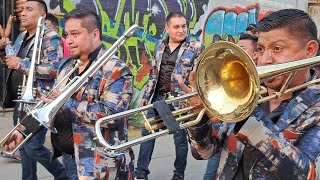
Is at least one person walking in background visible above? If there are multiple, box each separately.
[0,0,67,179]
[45,13,70,58]
[237,33,258,64]
[135,11,204,180]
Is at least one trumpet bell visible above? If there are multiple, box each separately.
[196,41,260,122]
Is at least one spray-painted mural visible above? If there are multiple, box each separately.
[42,0,308,126]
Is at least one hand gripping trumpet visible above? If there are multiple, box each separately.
[0,24,138,154]
[95,41,320,152]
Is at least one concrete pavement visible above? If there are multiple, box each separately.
[0,110,207,179]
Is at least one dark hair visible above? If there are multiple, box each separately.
[246,24,256,31]
[239,33,258,42]
[166,12,186,24]
[257,9,318,42]
[27,0,48,14]
[45,13,59,27]
[65,9,102,39]
[239,33,258,51]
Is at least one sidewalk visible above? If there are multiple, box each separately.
[0,111,207,179]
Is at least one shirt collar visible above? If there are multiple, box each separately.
[88,43,104,62]
[164,37,186,47]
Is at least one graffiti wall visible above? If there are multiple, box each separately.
[43,0,308,126]
[309,4,320,35]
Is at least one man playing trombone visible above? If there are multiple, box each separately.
[0,0,67,179]
[4,8,135,180]
[54,9,134,179]
[185,9,320,179]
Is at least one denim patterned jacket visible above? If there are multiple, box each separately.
[1,26,63,95]
[142,36,204,107]
[56,44,133,179]
[188,83,320,179]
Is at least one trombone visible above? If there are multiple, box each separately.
[0,17,46,155]
[0,60,83,155]
[95,41,320,152]
[0,24,138,155]
[15,16,45,104]
[12,16,45,125]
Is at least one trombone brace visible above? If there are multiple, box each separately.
[20,117,44,135]
[153,100,179,134]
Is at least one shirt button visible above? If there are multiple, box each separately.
[250,147,255,151]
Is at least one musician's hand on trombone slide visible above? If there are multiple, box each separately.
[2,130,24,152]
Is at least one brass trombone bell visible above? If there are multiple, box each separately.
[197,41,320,122]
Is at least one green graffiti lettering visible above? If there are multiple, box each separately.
[63,0,75,13]
[58,0,200,92]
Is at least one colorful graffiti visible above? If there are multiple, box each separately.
[45,0,266,88]
[44,0,291,126]
[46,0,208,89]
[202,4,259,46]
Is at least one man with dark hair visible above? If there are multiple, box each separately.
[45,13,58,28]
[45,13,70,58]
[0,0,67,179]
[185,9,319,179]
[53,8,134,179]
[3,8,134,179]
[135,11,204,180]
[238,33,258,64]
